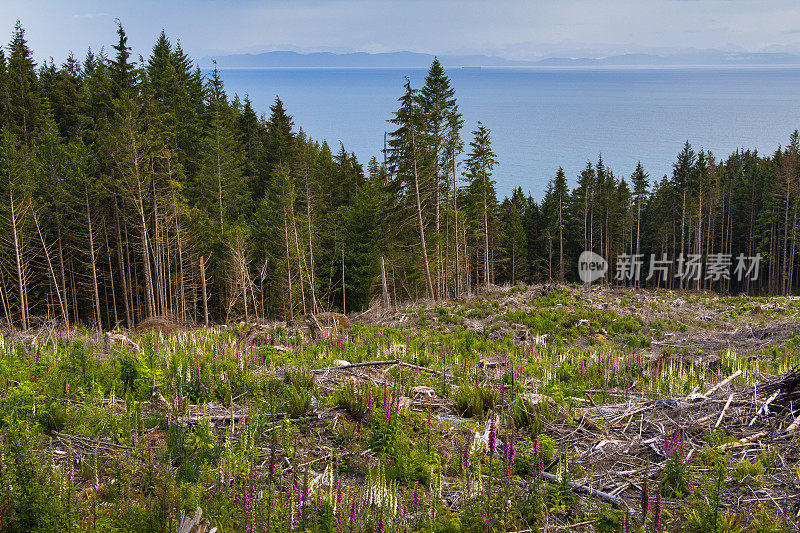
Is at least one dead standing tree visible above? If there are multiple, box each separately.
[8,187,29,329]
[406,80,434,300]
[107,96,158,321]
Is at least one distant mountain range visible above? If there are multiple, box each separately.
[199,50,800,69]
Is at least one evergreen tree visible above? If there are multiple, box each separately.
[261,96,295,195]
[541,168,569,281]
[631,161,649,261]
[387,78,434,298]
[464,122,499,288]
[418,58,460,295]
[6,20,40,146]
[498,197,527,285]
[198,64,249,231]
[110,21,135,96]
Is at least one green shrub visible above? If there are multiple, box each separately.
[284,368,315,391]
[0,422,69,532]
[1,381,43,426]
[757,447,776,472]
[750,504,792,533]
[453,385,497,419]
[191,415,219,465]
[661,455,691,498]
[511,396,554,432]
[732,458,764,486]
[285,384,313,417]
[537,434,555,464]
[37,401,67,433]
[684,453,741,533]
[513,435,554,477]
[333,380,373,422]
[164,425,200,483]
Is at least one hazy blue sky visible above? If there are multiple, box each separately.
[6,0,800,63]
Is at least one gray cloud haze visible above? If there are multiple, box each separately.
[4,0,800,63]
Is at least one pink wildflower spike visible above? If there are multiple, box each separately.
[653,491,662,531]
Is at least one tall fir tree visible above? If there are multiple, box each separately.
[464,122,499,288]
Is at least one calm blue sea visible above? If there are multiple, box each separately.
[213,67,800,199]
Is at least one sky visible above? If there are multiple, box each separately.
[5,0,800,64]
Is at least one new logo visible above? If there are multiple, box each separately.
[578,251,607,283]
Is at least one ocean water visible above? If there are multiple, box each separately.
[214,67,800,199]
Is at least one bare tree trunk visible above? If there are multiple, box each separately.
[511,241,516,285]
[236,237,249,322]
[558,193,564,282]
[114,197,132,328]
[635,197,642,289]
[380,256,390,308]
[380,133,390,308]
[341,244,346,314]
[9,188,27,329]
[289,199,307,316]
[464,224,470,295]
[136,182,156,318]
[435,132,441,300]
[152,175,165,317]
[679,188,686,290]
[32,207,66,323]
[584,183,590,252]
[54,209,69,327]
[200,256,209,327]
[398,89,433,300]
[283,186,293,319]
[69,256,78,325]
[784,174,791,294]
[482,169,490,288]
[168,156,187,322]
[0,272,11,327]
[305,164,318,313]
[85,181,102,331]
[411,119,434,299]
[125,113,156,317]
[453,155,460,296]
[697,188,703,291]
[790,199,798,291]
[104,227,118,328]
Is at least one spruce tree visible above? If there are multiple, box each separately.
[110,21,135,96]
[499,198,527,285]
[387,78,434,298]
[418,58,460,295]
[464,122,499,288]
[6,20,40,146]
[631,162,649,286]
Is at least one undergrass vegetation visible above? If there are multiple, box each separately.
[1,287,799,531]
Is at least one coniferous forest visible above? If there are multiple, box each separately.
[6,18,800,533]
[2,20,800,331]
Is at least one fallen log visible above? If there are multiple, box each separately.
[311,359,400,373]
[537,472,625,508]
[104,332,141,354]
[179,507,217,533]
[784,412,800,434]
[311,359,445,376]
[716,393,735,428]
[717,430,770,451]
[703,369,743,398]
[52,431,133,452]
